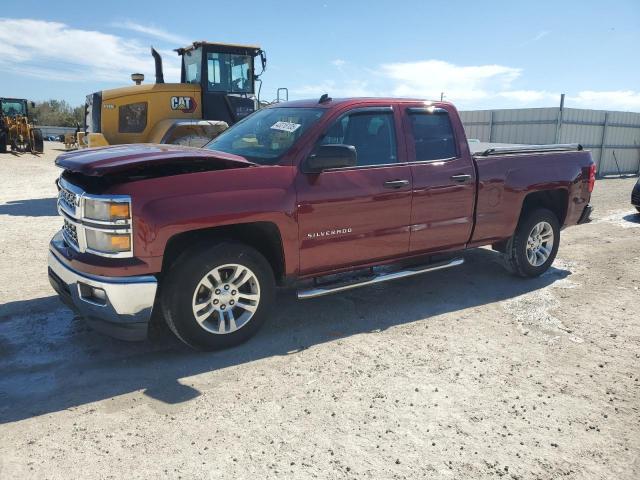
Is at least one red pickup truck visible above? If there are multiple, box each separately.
[49,97,595,350]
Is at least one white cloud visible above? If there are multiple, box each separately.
[291,80,374,98]
[567,90,640,111]
[110,20,189,45]
[518,30,550,47]
[0,18,180,84]
[294,59,527,105]
[292,58,640,111]
[331,59,346,67]
[532,30,550,42]
[380,59,522,101]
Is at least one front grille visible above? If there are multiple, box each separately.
[58,185,79,216]
[63,218,79,248]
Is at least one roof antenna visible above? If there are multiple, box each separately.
[318,93,332,104]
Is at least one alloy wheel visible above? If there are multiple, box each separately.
[191,264,260,334]
[525,221,554,267]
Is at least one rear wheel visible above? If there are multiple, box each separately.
[0,131,6,153]
[503,208,560,277]
[161,242,275,350]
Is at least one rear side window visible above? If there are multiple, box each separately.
[408,111,457,161]
[119,102,148,133]
[320,111,397,166]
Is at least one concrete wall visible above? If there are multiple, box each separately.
[460,107,640,176]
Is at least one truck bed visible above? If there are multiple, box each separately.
[470,144,593,246]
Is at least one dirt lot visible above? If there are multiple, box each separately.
[1,143,639,479]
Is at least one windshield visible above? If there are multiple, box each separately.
[1,100,26,117]
[205,107,325,164]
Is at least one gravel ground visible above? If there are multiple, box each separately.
[1,143,639,479]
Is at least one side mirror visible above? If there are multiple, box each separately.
[30,101,36,108]
[304,144,357,173]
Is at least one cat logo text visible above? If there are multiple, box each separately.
[170,96,197,113]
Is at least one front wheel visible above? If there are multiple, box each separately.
[503,208,560,277]
[161,242,275,350]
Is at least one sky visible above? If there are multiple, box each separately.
[0,0,638,111]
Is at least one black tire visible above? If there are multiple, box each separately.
[503,208,560,278]
[0,131,6,153]
[32,128,44,153]
[161,242,275,350]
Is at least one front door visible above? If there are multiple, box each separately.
[296,107,412,276]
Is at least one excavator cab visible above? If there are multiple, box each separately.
[78,41,267,149]
[175,42,266,125]
[0,98,28,118]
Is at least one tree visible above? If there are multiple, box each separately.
[30,100,83,127]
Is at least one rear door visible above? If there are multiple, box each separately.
[402,105,476,253]
[296,105,412,275]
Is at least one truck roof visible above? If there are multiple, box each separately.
[270,97,451,109]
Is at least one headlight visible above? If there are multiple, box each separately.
[85,230,132,254]
[82,195,133,255]
[84,198,131,222]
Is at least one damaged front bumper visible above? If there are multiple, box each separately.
[48,234,158,341]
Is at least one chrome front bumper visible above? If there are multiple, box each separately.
[48,246,158,341]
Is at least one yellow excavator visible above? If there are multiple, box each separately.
[0,98,44,154]
[78,41,266,148]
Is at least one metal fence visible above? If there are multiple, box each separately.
[460,105,640,176]
[37,125,77,138]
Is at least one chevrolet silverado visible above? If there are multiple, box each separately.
[48,96,595,350]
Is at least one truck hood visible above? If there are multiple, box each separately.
[55,144,255,176]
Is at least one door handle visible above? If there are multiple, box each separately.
[383,179,410,189]
[450,174,472,183]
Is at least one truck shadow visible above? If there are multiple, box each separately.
[622,213,640,224]
[0,248,570,424]
[0,197,58,217]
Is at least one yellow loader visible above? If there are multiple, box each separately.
[78,42,266,149]
[0,98,44,154]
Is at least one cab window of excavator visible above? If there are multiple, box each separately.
[183,48,202,84]
[1,100,26,117]
[208,54,222,88]
[207,53,252,94]
[230,55,251,93]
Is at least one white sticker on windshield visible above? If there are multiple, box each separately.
[271,121,301,133]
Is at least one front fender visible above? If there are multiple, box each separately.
[112,165,300,276]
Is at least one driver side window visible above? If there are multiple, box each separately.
[319,111,397,166]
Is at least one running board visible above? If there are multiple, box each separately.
[297,258,464,300]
